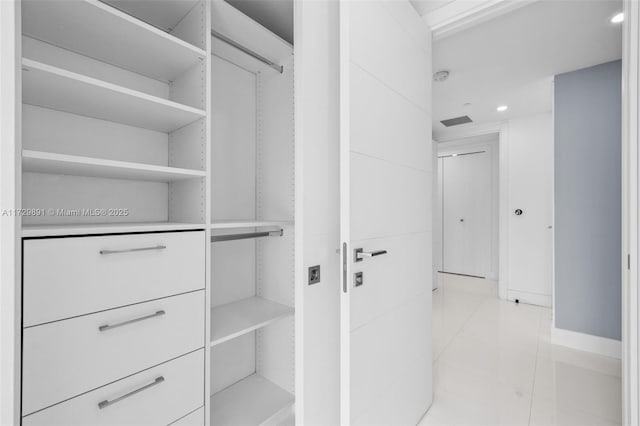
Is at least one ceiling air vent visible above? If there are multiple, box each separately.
[440,116,473,127]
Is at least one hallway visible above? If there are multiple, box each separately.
[420,274,622,426]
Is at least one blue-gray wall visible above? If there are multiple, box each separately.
[554,60,622,340]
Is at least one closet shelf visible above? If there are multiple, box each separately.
[22,59,206,133]
[22,0,205,82]
[22,222,205,238]
[23,150,206,183]
[210,220,294,230]
[102,0,200,34]
[210,297,294,347]
[210,374,294,426]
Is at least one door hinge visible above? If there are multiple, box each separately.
[628,254,631,270]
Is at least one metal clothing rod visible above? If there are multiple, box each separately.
[211,229,283,243]
[438,150,486,159]
[211,29,284,74]
[98,2,285,74]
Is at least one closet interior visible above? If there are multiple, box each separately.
[209,1,295,425]
[21,0,208,233]
[17,0,297,424]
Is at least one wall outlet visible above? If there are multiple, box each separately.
[308,265,321,285]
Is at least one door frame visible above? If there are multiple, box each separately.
[435,123,507,298]
[622,0,639,423]
[338,1,351,424]
[0,1,22,425]
[437,136,499,281]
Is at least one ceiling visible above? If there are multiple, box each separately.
[409,0,455,16]
[432,0,622,138]
[225,0,293,44]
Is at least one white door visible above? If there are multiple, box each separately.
[441,152,492,277]
[506,115,553,306]
[340,1,432,424]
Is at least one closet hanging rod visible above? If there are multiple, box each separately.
[211,229,283,243]
[211,29,284,74]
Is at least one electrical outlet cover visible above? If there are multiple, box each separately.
[308,265,321,285]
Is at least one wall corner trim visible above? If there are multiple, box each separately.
[551,326,622,359]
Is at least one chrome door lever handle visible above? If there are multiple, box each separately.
[354,248,388,262]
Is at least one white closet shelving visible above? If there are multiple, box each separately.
[210,375,293,426]
[16,0,299,423]
[23,150,206,182]
[20,0,208,232]
[22,0,206,81]
[210,297,294,347]
[209,1,296,425]
[17,0,211,425]
[22,59,205,133]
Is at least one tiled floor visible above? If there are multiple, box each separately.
[419,273,622,426]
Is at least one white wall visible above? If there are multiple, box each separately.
[503,113,553,306]
[294,1,341,424]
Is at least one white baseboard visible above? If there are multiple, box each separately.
[551,326,621,359]
[506,289,552,307]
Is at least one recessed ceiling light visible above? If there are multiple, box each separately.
[497,105,508,112]
[611,12,624,24]
[463,102,472,107]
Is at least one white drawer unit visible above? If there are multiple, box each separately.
[23,231,205,327]
[22,349,205,426]
[22,290,205,416]
[170,407,205,425]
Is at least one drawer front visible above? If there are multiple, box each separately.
[22,291,205,416]
[23,230,205,326]
[169,407,204,425]
[22,349,205,426]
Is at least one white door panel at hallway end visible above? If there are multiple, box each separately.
[441,152,492,277]
[506,114,553,306]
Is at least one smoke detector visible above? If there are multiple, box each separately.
[433,70,450,82]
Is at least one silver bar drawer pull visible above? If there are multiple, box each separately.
[99,245,166,255]
[99,310,166,332]
[354,248,388,262]
[98,376,165,409]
